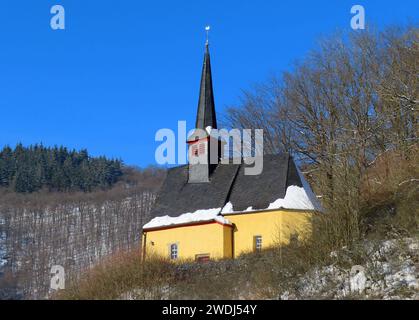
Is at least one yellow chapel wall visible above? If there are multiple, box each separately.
[143,210,314,261]
[225,210,314,257]
[144,222,233,261]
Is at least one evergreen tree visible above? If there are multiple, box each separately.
[0,144,123,193]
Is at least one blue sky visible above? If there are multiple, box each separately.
[0,1,417,167]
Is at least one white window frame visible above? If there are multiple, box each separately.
[169,243,178,260]
[255,235,262,251]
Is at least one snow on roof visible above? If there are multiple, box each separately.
[143,207,231,230]
[221,167,323,214]
[266,185,322,211]
[221,202,255,214]
[295,165,323,211]
[145,170,322,229]
[146,156,323,227]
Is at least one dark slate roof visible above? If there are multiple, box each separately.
[150,153,305,219]
[228,154,292,212]
[150,163,239,218]
[195,43,217,130]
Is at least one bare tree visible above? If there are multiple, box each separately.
[223,25,418,246]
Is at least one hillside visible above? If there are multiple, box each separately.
[0,155,165,299]
[60,237,418,300]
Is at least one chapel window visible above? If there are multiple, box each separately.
[170,243,178,260]
[254,235,262,252]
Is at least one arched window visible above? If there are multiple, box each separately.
[170,243,178,260]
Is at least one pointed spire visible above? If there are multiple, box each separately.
[195,33,217,130]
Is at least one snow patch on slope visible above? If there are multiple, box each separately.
[143,208,231,229]
[0,216,7,267]
[280,238,419,300]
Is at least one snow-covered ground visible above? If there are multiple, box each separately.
[0,192,156,299]
[280,238,419,300]
[0,216,7,268]
[119,238,418,300]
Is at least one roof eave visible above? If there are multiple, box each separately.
[143,219,233,232]
[221,207,321,216]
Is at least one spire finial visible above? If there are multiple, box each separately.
[205,25,210,45]
[195,25,217,130]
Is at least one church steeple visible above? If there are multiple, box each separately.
[195,41,217,130]
[187,30,223,184]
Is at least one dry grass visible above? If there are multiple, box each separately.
[54,230,361,300]
[57,251,174,300]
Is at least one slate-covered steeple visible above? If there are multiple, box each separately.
[187,37,223,184]
[195,42,217,130]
